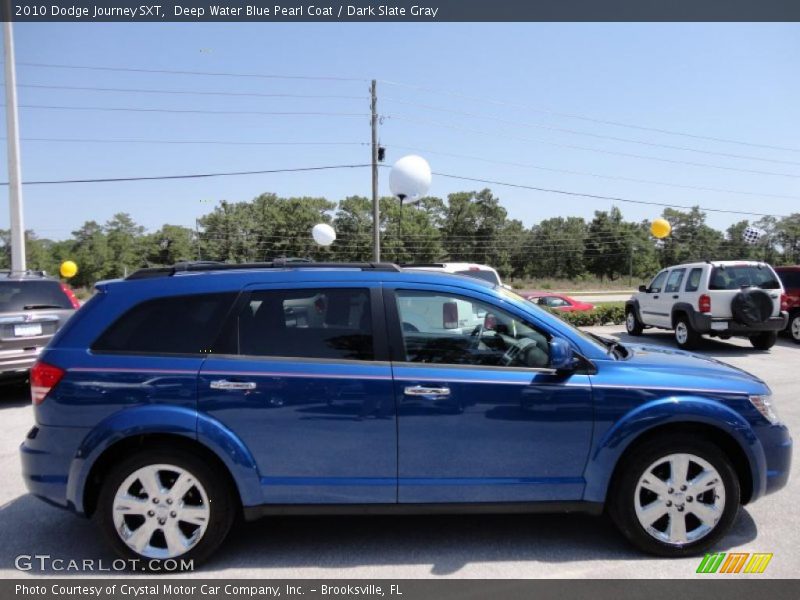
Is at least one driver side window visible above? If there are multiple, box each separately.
[395,290,552,368]
[649,271,668,293]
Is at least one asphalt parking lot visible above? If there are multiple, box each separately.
[0,327,797,579]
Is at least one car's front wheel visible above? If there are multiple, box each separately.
[609,434,740,557]
[95,447,236,569]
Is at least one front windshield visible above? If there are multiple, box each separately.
[499,287,610,354]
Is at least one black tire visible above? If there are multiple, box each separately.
[608,434,740,557]
[95,447,236,570]
[789,312,800,345]
[750,331,778,350]
[674,316,701,350]
[625,308,644,336]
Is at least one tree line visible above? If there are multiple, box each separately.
[2,189,799,288]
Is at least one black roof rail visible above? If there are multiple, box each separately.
[126,260,401,280]
[400,263,446,268]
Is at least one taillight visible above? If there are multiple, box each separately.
[59,283,80,309]
[30,361,65,405]
[699,294,711,313]
[781,294,789,312]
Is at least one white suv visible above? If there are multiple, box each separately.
[625,261,788,350]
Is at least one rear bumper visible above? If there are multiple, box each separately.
[690,312,788,335]
[20,424,88,512]
[0,346,42,375]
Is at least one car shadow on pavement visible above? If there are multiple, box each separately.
[0,380,30,408]
[0,493,759,576]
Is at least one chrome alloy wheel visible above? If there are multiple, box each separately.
[634,453,726,546]
[626,312,637,332]
[112,464,210,559]
[675,322,689,345]
[791,315,800,342]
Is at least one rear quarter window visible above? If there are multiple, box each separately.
[92,293,236,355]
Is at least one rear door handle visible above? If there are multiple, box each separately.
[653,295,660,299]
[404,385,450,397]
[210,380,257,391]
[672,295,680,299]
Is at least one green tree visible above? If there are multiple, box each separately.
[104,213,146,278]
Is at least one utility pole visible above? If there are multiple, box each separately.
[628,242,635,287]
[3,6,25,272]
[370,79,380,263]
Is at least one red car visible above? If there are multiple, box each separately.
[774,265,800,343]
[525,292,595,312]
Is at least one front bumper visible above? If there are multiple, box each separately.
[755,422,792,501]
[20,424,88,511]
[691,312,788,336]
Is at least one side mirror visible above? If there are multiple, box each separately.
[549,337,575,372]
[638,285,647,293]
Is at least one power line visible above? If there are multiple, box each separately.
[0,164,371,186]
[420,169,787,218]
[383,97,800,167]
[17,61,367,82]
[379,79,800,154]
[386,114,800,180]
[14,103,368,118]
[387,143,800,202]
[17,83,366,101]
[7,136,368,148]
[16,83,365,101]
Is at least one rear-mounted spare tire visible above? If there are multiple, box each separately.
[731,289,773,325]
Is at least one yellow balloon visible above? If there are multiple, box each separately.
[650,218,672,239]
[60,260,78,279]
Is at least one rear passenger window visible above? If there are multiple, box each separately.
[237,288,373,361]
[685,268,703,292]
[665,269,685,293]
[93,293,236,355]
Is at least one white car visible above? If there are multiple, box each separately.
[625,260,788,350]
[402,262,506,287]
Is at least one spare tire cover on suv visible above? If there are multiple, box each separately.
[731,289,773,325]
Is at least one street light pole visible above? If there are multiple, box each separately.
[370,79,380,263]
[3,7,26,272]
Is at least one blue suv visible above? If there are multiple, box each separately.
[20,261,791,565]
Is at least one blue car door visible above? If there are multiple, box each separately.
[385,284,594,503]
[198,283,396,504]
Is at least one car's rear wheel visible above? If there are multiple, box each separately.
[95,448,235,569]
[750,331,778,350]
[609,434,740,557]
[674,317,701,350]
[625,308,644,336]
[789,313,800,344]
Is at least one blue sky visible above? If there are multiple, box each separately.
[2,22,799,240]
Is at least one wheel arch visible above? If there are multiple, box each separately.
[67,405,263,516]
[671,303,696,328]
[584,399,764,506]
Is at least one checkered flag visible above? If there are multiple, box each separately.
[742,226,766,245]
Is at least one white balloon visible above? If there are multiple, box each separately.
[389,155,432,201]
[311,223,336,246]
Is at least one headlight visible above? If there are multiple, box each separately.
[749,394,779,424]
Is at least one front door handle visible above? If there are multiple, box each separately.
[653,295,660,299]
[210,380,257,391]
[672,294,679,299]
[404,385,450,397]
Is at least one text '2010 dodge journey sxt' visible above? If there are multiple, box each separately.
[20,262,791,567]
